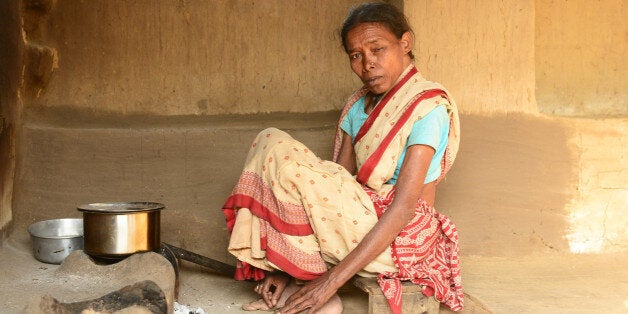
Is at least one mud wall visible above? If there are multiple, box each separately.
[28,0,369,116]
[3,0,625,255]
[3,0,382,237]
[24,0,627,118]
[0,0,22,236]
[535,0,627,116]
[405,0,537,114]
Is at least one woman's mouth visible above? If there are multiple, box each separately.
[365,76,382,86]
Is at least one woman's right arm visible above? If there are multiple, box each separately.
[335,132,357,175]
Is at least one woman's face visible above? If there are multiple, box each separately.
[345,23,413,95]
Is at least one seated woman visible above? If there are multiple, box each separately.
[222,3,463,313]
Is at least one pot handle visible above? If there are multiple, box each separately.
[161,242,236,277]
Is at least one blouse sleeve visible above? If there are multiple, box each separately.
[339,97,366,140]
[340,112,353,138]
[407,105,448,150]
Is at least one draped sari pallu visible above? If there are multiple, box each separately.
[223,64,463,312]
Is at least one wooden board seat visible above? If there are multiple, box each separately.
[352,277,439,314]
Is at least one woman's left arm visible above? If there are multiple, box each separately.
[278,144,435,314]
[336,132,357,174]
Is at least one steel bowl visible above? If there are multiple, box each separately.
[28,218,84,264]
[77,202,164,260]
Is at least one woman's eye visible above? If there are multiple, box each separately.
[374,47,384,53]
[350,53,361,60]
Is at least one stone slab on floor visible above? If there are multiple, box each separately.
[0,235,175,314]
[25,280,167,314]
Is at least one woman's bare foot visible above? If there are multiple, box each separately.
[242,273,297,311]
[314,294,343,314]
[242,282,299,311]
[243,275,342,314]
[245,286,342,314]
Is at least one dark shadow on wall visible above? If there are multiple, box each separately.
[0,0,24,238]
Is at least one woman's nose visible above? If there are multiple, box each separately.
[362,55,375,72]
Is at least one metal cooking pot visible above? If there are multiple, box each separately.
[28,218,83,264]
[77,202,164,259]
[28,218,84,264]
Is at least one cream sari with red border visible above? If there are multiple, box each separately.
[223,64,463,312]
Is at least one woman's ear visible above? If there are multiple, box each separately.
[400,31,413,55]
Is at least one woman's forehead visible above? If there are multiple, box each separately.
[346,23,396,47]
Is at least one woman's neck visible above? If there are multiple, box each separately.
[365,92,382,114]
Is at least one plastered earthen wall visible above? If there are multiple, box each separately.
[536,0,627,116]
[28,0,367,116]
[405,0,537,114]
[1,0,626,254]
[1,0,372,234]
[0,0,22,234]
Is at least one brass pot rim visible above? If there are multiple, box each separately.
[77,202,165,213]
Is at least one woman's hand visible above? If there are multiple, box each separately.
[257,272,291,308]
[276,272,340,314]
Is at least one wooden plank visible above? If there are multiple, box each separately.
[352,277,439,314]
[353,277,422,294]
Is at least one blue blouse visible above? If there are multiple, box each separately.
[340,96,449,184]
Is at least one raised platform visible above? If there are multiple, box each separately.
[5,110,627,312]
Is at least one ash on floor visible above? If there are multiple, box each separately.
[174,301,206,314]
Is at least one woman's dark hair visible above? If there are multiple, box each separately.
[340,2,414,59]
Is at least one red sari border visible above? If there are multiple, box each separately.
[356,89,448,185]
[354,67,418,144]
[223,194,313,236]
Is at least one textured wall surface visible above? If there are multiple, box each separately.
[30,0,366,116]
[405,0,538,114]
[3,2,626,312]
[0,0,22,234]
[12,113,338,265]
[536,0,627,116]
